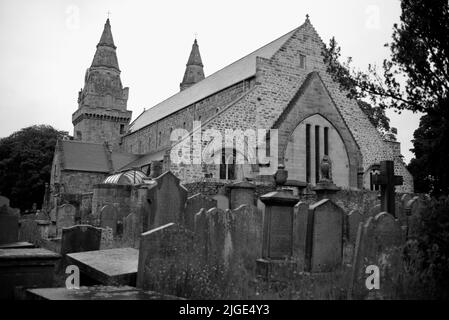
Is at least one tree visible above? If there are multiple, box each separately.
[0,125,68,212]
[322,0,449,195]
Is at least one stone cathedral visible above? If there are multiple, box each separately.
[49,17,413,210]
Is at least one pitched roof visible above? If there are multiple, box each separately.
[128,27,297,133]
[118,149,166,172]
[59,140,139,173]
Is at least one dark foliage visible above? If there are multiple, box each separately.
[0,125,68,211]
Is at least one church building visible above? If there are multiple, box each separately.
[50,15,413,212]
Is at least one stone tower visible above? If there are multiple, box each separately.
[180,39,205,91]
[72,18,132,149]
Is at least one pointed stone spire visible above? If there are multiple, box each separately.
[91,18,120,71]
[180,38,205,91]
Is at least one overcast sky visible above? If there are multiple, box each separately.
[0,0,421,163]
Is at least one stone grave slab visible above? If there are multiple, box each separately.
[26,285,184,300]
[0,242,35,249]
[0,248,61,299]
[66,247,138,286]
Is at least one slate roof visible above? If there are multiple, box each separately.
[128,28,297,133]
[59,140,139,173]
[118,149,166,172]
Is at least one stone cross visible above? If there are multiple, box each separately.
[372,161,403,218]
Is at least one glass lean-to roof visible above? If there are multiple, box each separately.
[103,169,148,185]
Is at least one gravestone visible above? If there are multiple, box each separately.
[123,212,139,247]
[0,195,10,208]
[256,165,299,280]
[207,208,233,268]
[231,205,263,270]
[212,194,229,210]
[307,199,344,273]
[372,160,403,217]
[292,202,309,269]
[18,219,41,245]
[60,225,102,255]
[350,212,403,299]
[347,209,363,244]
[136,223,200,298]
[184,193,216,231]
[0,203,19,244]
[101,227,114,248]
[405,196,427,239]
[100,205,118,236]
[398,194,413,225]
[56,204,76,236]
[145,171,188,231]
[194,208,209,262]
[228,181,256,209]
[49,208,57,222]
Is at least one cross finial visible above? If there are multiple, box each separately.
[107,10,111,19]
[306,14,310,20]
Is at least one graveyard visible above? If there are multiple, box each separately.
[1,1,448,303]
[0,161,437,300]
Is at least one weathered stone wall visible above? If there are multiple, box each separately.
[92,184,133,220]
[73,114,130,150]
[60,171,108,194]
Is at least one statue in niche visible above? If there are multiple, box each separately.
[320,155,333,183]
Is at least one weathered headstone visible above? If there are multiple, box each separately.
[207,208,233,268]
[144,171,188,231]
[0,195,10,210]
[405,196,427,239]
[231,205,263,270]
[350,212,403,299]
[184,193,216,231]
[100,205,118,236]
[228,181,256,209]
[194,208,209,262]
[56,204,76,236]
[372,160,403,217]
[60,225,102,255]
[49,208,57,222]
[101,227,114,248]
[292,202,309,269]
[18,219,41,245]
[136,223,199,298]
[212,194,229,210]
[347,209,363,244]
[257,165,299,279]
[307,199,344,273]
[0,205,19,245]
[123,212,139,247]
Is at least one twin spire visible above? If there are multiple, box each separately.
[91,18,120,72]
[180,38,205,91]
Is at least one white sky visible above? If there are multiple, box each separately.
[0,0,421,163]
